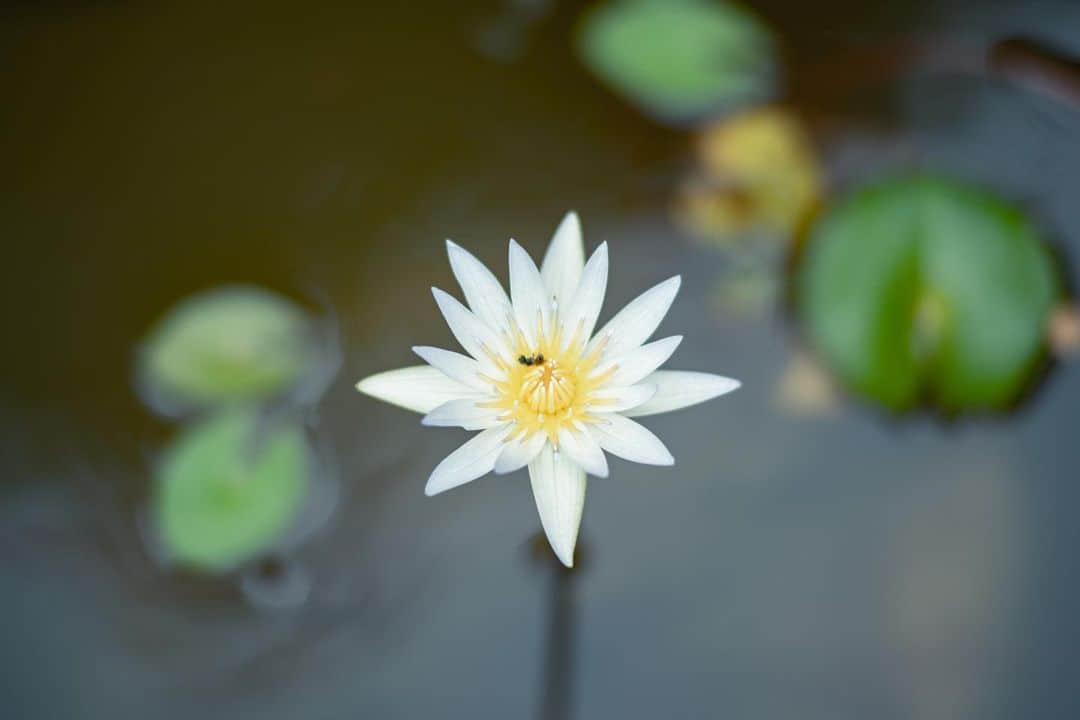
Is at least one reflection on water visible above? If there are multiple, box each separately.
[2,0,1080,718]
[773,349,838,417]
[886,457,1025,720]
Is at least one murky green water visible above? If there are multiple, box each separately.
[3,1,1080,718]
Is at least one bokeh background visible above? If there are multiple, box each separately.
[3,0,1080,718]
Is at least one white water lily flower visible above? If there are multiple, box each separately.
[357,212,740,567]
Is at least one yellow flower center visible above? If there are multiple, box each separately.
[520,359,576,414]
[479,314,616,445]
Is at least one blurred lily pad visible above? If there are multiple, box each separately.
[797,174,1060,412]
[138,286,314,411]
[155,409,310,573]
[576,0,776,124]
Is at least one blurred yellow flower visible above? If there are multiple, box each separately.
[675,107,822,244]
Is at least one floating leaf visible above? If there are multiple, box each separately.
[576,0,776,123]
[797,174,1060,412]
[155,409,310,572]
[138,286,314,411]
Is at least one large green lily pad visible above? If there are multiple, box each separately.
[155,409,310,572]
[138,286,314,411]
[576,0,776,123]
[797,174,1060,412]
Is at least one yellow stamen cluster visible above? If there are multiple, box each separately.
[481,312,615,445]
[520,360,576,414]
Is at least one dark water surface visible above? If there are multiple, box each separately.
[3,1,1080,718]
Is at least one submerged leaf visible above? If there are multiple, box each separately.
[576,0,776,123]
[155,409,309,572]
[797,174,1059,412]
[138,286,314,411]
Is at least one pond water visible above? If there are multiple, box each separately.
[2,1,1079,718]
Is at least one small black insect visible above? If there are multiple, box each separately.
[518,353,545,366]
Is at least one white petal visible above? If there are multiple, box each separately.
[432,288,510,372]
[494,431,547,474]
[540,211,585,308]
[556,426,609,478]
[425,424,511,496]
[422,398,501,431]
[508,239,552,348]
[587,383,657,413]
[588,414,674,466]
[623,371,741,418]
[559,242,608,350]
[595,335,682,388]
[357,366,474,414]
[445,240,513,334]
[412,345,495,391]
[528,444,587,568]
[588,276,681,361]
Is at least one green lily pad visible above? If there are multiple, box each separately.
[155,409,310,572]
[797,174,1060,412]
[138,286,313,411]
[576,0,776,123]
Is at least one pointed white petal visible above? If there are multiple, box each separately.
[422,398,501,431]
[494,431,547,474]
[528,444,587,568]
[357,366,474,414]
[560,242,608,349]
[445,240,513,333]
[412,345,495,391]
[587,383,657,413]
[425,424,511,496]
[587,414,675,466]
[508,239,552,348]
[623,371,741,418]
[556,426,609,478]
[588,276,681,361]
[595,335,682,388]
[540,211,585,308]
[432,287,510,372]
